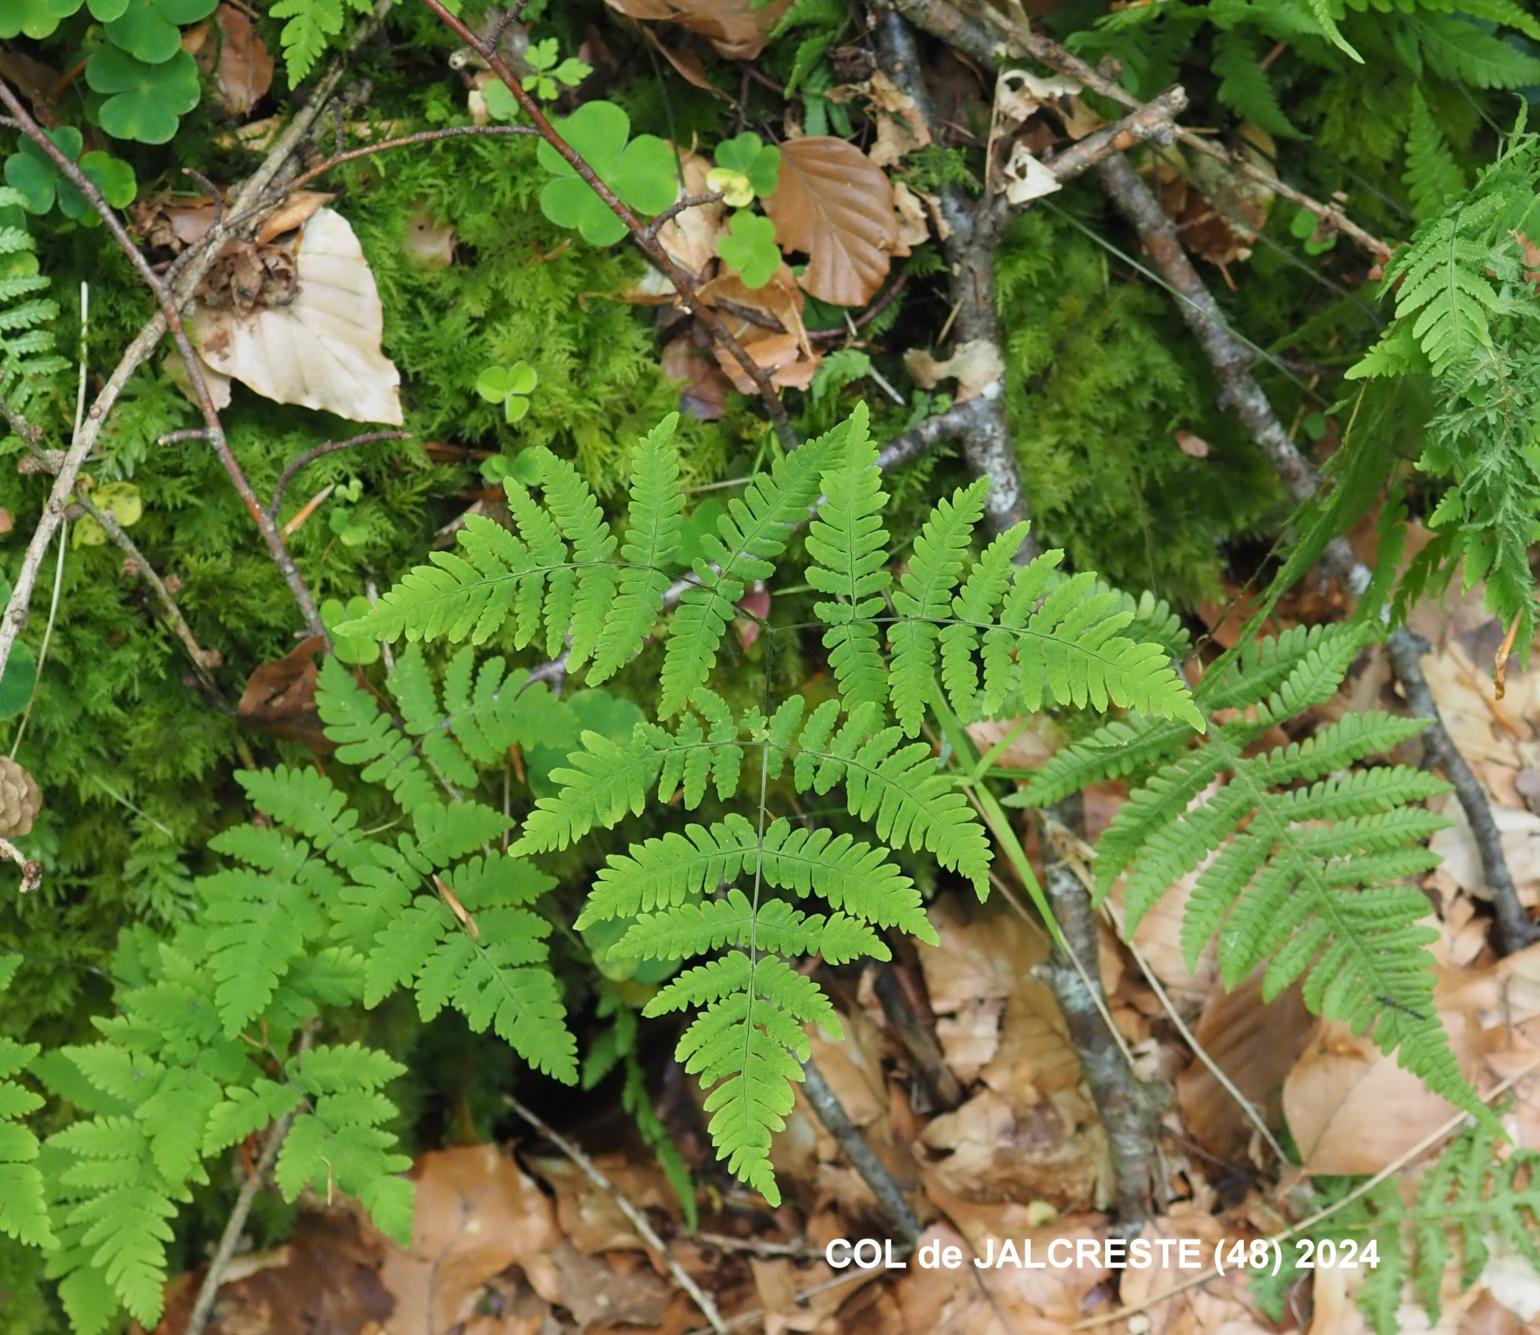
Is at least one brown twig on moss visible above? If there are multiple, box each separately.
[269,430,412,519]
[0,77,325,649]
[1095,151,1539,954]
[420,0,798,451]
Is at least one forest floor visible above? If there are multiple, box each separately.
[160,543,1540,1335]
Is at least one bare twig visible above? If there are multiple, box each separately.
[1097,152,1538,954]
[887,0,1394,263]
[504,1093,728,1335]
[800,1057,923,1241]
[0,78,326,652]
[420,0,798,451]
[184,1108,296,1335]
[269,430,411,518]
[879,8,1168,1226]
[642,191,725,241]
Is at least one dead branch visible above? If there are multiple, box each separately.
[422,0,798,451]
[877,8,1169,1226]
[887,0,1392,263]
[1096,151,1538,953]
[269,431,412,519]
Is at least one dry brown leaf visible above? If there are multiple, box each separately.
[381,1144,559,1333]
[639,25,729,99]
[892,179,931,250]
[1283,997,1483,1175]
[697,265,820,391]
[1174,972,1313,1161]
[1152,133,1276,270]
[236,634,330,750]
[210,4,273,117]
[601,0,791,60]
[254,191,334,246]
[827,69,932,167]
[903,339,1004,403]
[192,208,403,424]
[765,138,899,307]
[660,333,731,421]
[1114,1201,1274,1335]
[657,148,725,278]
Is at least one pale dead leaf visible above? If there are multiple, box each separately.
[658,148,724,277]
[211,4,273,117]
[828,69,933,167]
[660,332,730,420]
[892,179,931,249]
[601,0,791,60]
[764,137,899,307]
[1481,1231,1540,1325]
[405,210,455,268]
[192,208,403,424]
[903,338,1004,402]
[1174,972,1313,1160]
[381,1144,559,1333]
[1115,1201,1274,1335]
[1175,428,1210,458]
[1283,1000,1482,1175]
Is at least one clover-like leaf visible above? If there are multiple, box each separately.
[320,596,381,666]
[0,0,81,41]
[90,0,130,17]
[535,101,676,246]
[3,129,83,215]
[712,132,779,199]
[105,0,218,63]
[521,38,591,100]
[74,481,143,548]
[716,211,780,288]
[476,361,540,423]
[86,46,201,144]
[483,81,519,122]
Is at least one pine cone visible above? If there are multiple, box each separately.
[0,758,42,837]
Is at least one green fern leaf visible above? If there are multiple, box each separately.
[0,955,53,1251]
[591,414,685,681]
[1405,88,1466,220]
[1213,30,1299,137]
[807,404,890,710]
[1415,14,1540,89]
[318,657,439,810]
[661,423,844,716]
[271,0,371,82]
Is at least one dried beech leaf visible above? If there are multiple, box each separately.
[764,137,898,307]
[211,3,273,117]
[828,69,932,167]
[192,208,403,424]
[254,190,334,246]
[904,338,1004,402]
[602,0,790,61]
[892,179,930,249]
[698,264,820,391]
[237,634,331,750]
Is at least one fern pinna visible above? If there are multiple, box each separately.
[1013,622,1486,1124]
[1252,1117,1540,1332]
[348,403,1201,1201]
[33,646,576,1332]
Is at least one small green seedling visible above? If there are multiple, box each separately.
[476,362,539,423]
[706,132,780,208]
[716,211,780,288]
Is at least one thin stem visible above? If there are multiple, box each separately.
[269,431,411,518]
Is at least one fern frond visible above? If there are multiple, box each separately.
[317,657,439,810]
[1213,30,1299,137]
[644,951,840,1205]
[1090,625,1480,1123]
[1405,88,1466,220]
[271,0,371,82]
[661,422,845,716]
[807,404,890,710]
[0,955,53,1251]
[794,700,992,895]
[591,414,685,681]
[1415,14,1540,89]
[889,477,989,734]
[0,191,64,414]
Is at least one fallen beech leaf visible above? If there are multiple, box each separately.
[237,635,331,750]
[892,179,930,249]
[660,332,730,420]
[211,3,273,117]
[765,137,899,307]
[254,190,334,246]
[1175,428,1211,458]
[698,264,820,391]
[192,208,403,424]
[828,69,932,167]
[1153,131,1276,269]
[904,338,1004,402]
[1283,1006,1481,1175]
[602,0,791,60]
[657,147,724,278]
[381,1144,559,1333]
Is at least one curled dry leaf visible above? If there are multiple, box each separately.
[209,4,274,117]
[602,0,790,60]
[1153,131,1277,269]
[892,179,931,249]
[697,263,820,391]
[236,634,331,750]
[191,208,403,424]
[904,338,1004,403]
[828,69,933,167]
[764,137,900,307]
